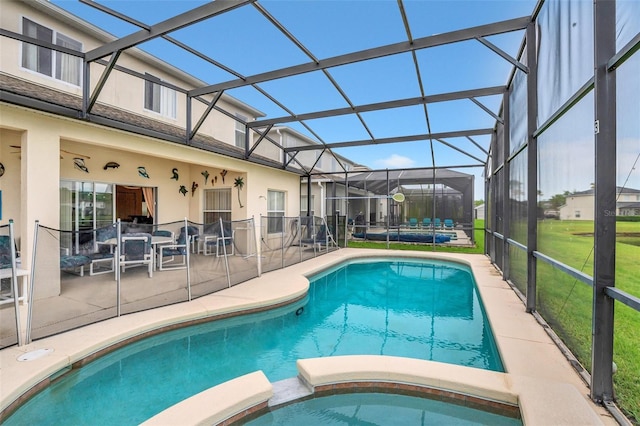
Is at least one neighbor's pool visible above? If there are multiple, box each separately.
[5,257,503,425]
[246,392,521,426]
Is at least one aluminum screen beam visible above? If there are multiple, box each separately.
[248,86,506,128]
[591,0,616,404]
[85,0,255,62]
[525,21,538,313]
[190,16,530,97]
[284,129,493,152]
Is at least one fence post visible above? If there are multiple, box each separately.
[116,219,121,316]
[220,218,231,288]
[25,220,40,345]
[7,220,23,346]
[185,218,191,301]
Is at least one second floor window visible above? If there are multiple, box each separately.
[22,18,82,86]
[235,114,246,148]
[144,73,177,119]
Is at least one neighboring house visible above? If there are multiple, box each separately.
[559,187,640,220]
[475,203,485,220]
[0,0,306,296]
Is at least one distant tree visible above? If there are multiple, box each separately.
[474,200,484,206]
[549,193,567,210]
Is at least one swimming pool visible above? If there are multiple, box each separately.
[4,257,503,425]
[245,392,521,426]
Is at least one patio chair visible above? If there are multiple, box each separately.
[180,225,200,253]
[0,235,16,269]
[422,218,432,228]
[202,222,234,257]
[408,218,418,228]
[158,231,188,270]
[301,224,328,255]
[89,225,117,276]
[60,248,92,276]
[444,219,454,230]
[434,218,441,229]
[119,233,153,278]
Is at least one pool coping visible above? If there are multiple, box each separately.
[0,249,618,425]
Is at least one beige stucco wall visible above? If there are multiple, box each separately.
[0,0,258,148]
[0,102,300,297]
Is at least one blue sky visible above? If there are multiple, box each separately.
[52,0,540,199]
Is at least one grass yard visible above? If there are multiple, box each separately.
[347,219,640,424]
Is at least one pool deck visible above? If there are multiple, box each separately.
[0,249,621,425]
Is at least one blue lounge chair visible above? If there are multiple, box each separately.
[422,218,432,228]
[444,219,454,229]
[434,218,441,229]
[409,218,418,228]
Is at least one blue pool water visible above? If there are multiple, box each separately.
[246,392,521,426]
[5,258,503,425]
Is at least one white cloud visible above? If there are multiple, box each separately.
[374,154,416,168]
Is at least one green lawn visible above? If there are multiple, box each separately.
[347,219,640,423]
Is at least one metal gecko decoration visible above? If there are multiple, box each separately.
[138,166,150,178]
[171,168,179,180]
[103,162,120,170]
[74,158,89,173]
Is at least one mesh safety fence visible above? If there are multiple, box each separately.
[260,216,337,274]
[0,223,20,349]
[30,224,118,341]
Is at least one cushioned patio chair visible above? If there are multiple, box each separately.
[60,248,92,276]
[301,224,328,255]
[180,225,200,253]
[119,233,153,278]
[89,225,117,276]
[422,218,432,228]
[434,218,441,229]
[408,218,418,228]
[158,231,188,270]
[0,235,15,269]
[444,219,454,229]
[202,222,234,257]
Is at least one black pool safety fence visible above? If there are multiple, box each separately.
[1,216,337,347]
[259,215,339,274]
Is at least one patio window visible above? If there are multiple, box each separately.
[144,73,176,119]
[267,190,285,233]
[22,17,82,85]
[203,188,231,224]
[235,114,246,148]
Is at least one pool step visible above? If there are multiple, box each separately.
[269,377,313,407]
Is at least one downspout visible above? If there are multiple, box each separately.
[318,181,324,218]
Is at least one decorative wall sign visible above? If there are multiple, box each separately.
[74,158,89,173]
[191,181,198,196]
[179,185,187,196]
[234,176,244,208]
[220,169,227,184]
[103,161,120,170]
[138,166,150,178]
[201,170,209,185]
[171,168,179,180]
